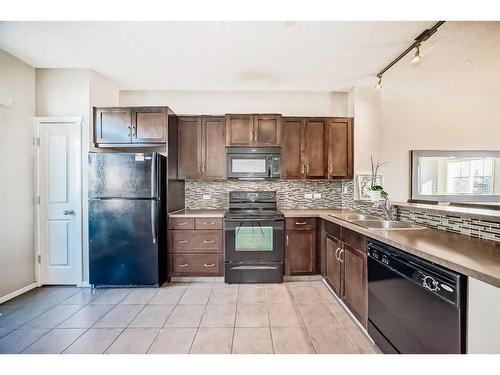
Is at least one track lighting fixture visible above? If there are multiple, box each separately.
[411,43,422,64]
[374,21,444,90]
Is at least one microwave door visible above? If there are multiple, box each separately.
[228,155,268,178]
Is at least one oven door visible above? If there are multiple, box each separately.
[224,219,284,263]
[227,154,271,179]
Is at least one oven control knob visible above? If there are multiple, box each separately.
[423,276,439,291]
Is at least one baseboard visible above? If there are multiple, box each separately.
[0,282,38,304]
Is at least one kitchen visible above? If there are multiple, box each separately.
[1,9,500,368]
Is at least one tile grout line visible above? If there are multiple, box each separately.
[264,286,275,354]
[287,283,317,354]
[229,284,239,354]
[187,285,212,354]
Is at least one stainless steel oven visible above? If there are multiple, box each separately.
[224,191,284,283]
[226,147,281,179]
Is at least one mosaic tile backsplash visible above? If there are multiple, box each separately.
[185,180,343,209]
[185,179,500,243]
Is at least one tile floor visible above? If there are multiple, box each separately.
[0,281,379,354]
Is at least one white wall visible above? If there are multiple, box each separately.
[377,22,500,202]
[0,50,36,299]
[35,68,119,285]
[120,90,349,117]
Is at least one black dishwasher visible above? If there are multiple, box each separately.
[367,239,466,354]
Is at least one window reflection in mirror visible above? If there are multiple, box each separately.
[411,151,500,202]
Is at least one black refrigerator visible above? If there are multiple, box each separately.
[88,152,184,287]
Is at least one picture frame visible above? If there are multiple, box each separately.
[356,174,383,201]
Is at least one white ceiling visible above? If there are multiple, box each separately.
[0,21,438,91]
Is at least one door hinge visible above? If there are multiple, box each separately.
[37,196,40,205]
[34,137,40,146]
[37,255,41,264]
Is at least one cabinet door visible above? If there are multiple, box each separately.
[285,229,316,275]
[94,107,131,144]
[304,118,328,179]
[132,107,167,144]
[282,117,305,179]
[342,244,367,327]
[178,117,202,180]
[328,118,353,179]
[201,116,226,179]
[226,114,254,146]
[254,115,282,146]
[325,236,342,297]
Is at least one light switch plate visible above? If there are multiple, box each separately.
[313,193,322,199]
[304,193,313,199]
[202,194,211,200]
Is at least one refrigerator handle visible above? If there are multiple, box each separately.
[151,153,157,198]
[151,199,157,244]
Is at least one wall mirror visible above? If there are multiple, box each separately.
[411,150,500,202]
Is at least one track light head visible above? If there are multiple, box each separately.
[375,75,382,90]
[411,44,422,64]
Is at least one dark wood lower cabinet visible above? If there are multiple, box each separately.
[285,218,316,275]
[325,235,342,297]
[322,220,368,327]
[341,244,367,326]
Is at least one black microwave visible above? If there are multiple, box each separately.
[226,147,281,179]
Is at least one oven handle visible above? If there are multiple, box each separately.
[224,218,284,222]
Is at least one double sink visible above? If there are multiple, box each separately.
[331,213,425,230]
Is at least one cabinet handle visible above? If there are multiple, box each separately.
[305,163,309,176]
[339,249,344,263]
[328,164,332,178]
[177,222,188,226]
[301,163,305,176]
[203,221,215,225]
[178,263,189,268]
[335,247,341,261]
[203,263,216,267]
[286,235,289,247]
[127,126,131,137]
[176,240,188,243]
[133,126,137,137]
[203,240,215,244]
[295,221,307,225]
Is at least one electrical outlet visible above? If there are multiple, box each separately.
[304,193,313,199]
[313,193,322,199]
[202,194,211,200]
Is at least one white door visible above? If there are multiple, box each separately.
[38,120,82,284]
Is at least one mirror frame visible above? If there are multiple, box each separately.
[410,150,500,202]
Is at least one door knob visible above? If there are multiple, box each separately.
[63,209,75,215]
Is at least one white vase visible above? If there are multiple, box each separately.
[367,190,381,201]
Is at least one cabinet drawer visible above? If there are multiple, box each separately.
[169,218,195,230]
[286,217,316,230]
[169,254,222,276]
[195,218,223,230]
[170,230,222,253]
[324,220,341,237]
[341,227,367,253]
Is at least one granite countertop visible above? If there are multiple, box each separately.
[169,209,226,218]
[282,209,500,288]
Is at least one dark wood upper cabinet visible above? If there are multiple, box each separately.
[94,107,132,144]
[304,118,328,179]
[201,116,226,179]
[93,106,170,146]
[226,114,254,146]
[226,114,282,147]
[325,235,342,297]
[178,116,226,180]
[341,243,367,326]
[327,118,353,179]
[178,116,202,180]
[254,115,282,146]
[282,117,305,179]
[285,218,316,276]
[132,107,167,144]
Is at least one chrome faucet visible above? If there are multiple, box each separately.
[376,195,392,221]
